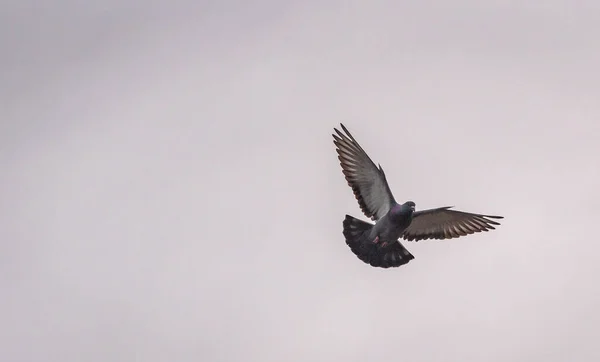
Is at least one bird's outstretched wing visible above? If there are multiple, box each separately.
[403,207,503,241]
[333,123,397,221]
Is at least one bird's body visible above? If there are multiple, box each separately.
[333,123,503,268]
[370,204,413,245]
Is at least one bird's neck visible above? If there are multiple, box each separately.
[390,206,411,221]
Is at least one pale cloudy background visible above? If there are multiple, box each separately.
[2,1,600,361]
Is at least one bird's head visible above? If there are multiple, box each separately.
[390,201,416,219]
[403,201,416,212]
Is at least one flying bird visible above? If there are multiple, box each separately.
[333,123,503,268]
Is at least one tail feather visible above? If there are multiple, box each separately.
[342,215,415,268]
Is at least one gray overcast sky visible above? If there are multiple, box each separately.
[2,1,600,361]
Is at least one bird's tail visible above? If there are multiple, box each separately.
[342,215,415,268]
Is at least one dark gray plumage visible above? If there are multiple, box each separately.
[333,123,503,268]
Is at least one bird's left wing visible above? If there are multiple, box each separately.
[333,124,397,221]
[402,207,503,241]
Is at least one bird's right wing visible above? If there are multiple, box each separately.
[402,207,503,241]
[333,123,397,221]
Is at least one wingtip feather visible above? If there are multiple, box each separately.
[340,123,350,134]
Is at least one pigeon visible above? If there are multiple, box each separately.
[332,123,503,268]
